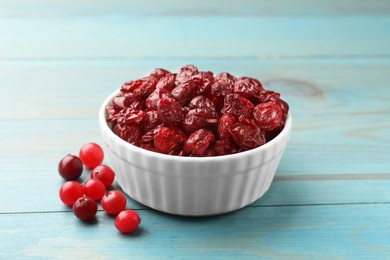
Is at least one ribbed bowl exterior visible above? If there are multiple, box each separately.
[99,90,291,216]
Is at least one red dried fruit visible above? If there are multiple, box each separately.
[221,94,254,117]
[217,114,236,139]
[114,124,142,146]
[157,96,182,125]
[154,127,186,154]
[230,119,266,150]
[215,72,237,81]
[212,139,235,156]
[108,65,289,156]
[171,81,197,106]
[175,64,199,85]
[116,109,147,125]
[188,96,216,112]
[150,68,171,79]
[211,77,234,98]
[192,71,214,94]
[112,93,144,112]
[234,77,263,98]
[144,110,163,132]
[253,102,284,131]
[121,76,158,98]
[184,129,216,156]
[182,108,219,133]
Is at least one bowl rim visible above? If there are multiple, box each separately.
[99,89,292,162]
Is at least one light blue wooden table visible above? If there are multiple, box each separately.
[1,1,390,258]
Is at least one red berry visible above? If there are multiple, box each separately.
[79,143,104,169]
[58,154,83,180]
[59,181,84,207]
[101,190,127,215]
[230,119,266,150]
[253,102,284,131]
[184,129,216,156]
[90,165,115,188]
[221,94,254,117]
[234,77,263,98]
[182,108,219,133]
[157,96,182,125]
[83,179,106,201]
[115,210,141,233]
[114,124,142,146]
[73,196,98,222]
[154,127,186,154]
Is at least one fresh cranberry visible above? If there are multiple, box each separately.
[83,179,106,201]
[79,143,104,169]
[58,154,83,180]
[59,181,84,207]
[101,190,127,215]
[90,165,115,188]
[115,210,141,233]
[73,196,98,222]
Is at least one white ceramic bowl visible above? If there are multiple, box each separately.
[99,90,292,216]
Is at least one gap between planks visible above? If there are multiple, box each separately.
[1,201,389,215]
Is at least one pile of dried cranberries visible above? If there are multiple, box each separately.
[106,65,289,156]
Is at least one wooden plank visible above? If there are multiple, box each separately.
[1,0,390,16]
[0,118,389,213]
[1,59,389,119]
[1,204,389,258]
[0,16,389,59]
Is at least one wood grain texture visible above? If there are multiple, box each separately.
[1,0,390,258]
[1,204,389,259]
[0,16,389,59]
[1,0,390,16]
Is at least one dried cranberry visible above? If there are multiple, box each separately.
[188,96,216,112]
[150,68,171,79]
[234,77,263,98]
[171,81,197,106]
[253,102,284,131]
[215,72,237,81]
[175,64,199,85]
[121,76,158,98]
[144,110,163,131]
[192,71,214,94]
[182,108,219,133]
[217,114,236,139]
[221,94,255,117]
[145,89,160,111]
[154,127,186,154]
[230,119,266,150]
[184,129,216,156]
[112,93,144,111]
[106,106,117,122]
[211,77,234,98]
[212,139,235,156]
[157,96,182,125]
[156,74,176,92]
[116,109,147,125]
[114,124,142,146]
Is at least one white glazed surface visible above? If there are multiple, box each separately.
[99,90,292,216]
